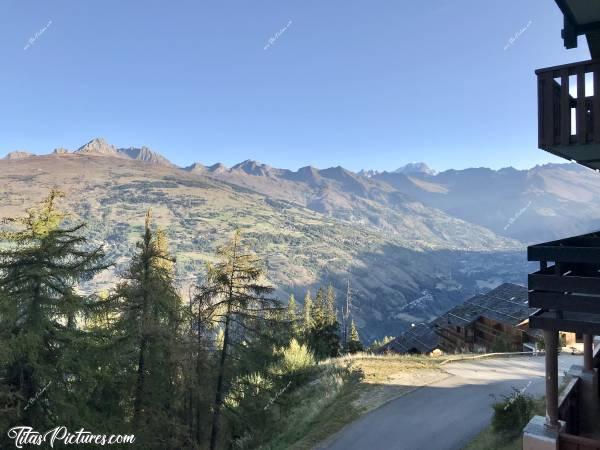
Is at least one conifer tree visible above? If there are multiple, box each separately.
[197,230,279,450]
[347,320,363,354]
[108,210,182,444]
[307,286,340,359]
[287,294,299,338]
[325,285,337,325]
[0,190,107,431]
[302,291,313,337]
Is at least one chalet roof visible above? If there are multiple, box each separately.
[378,323,440,354]
[555,0,600,57]
[433,283,536,329]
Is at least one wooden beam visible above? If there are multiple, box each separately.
[529,291,600,315]
[530,313,600,334]
[528,245,600,264]
[556,143,600,161]
[536,60,595,76]
[529,272,600,295]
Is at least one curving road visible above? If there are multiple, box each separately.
[319,355,578,450]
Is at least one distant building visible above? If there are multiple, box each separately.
[432,283,543,353]
[378,323,440,355]
[379,283,573,356]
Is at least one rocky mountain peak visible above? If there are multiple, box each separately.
[75,138,119,156]
[395,162,437,176]
[117,146,173,166]
[3,151,34,160]
[232,160,272,176]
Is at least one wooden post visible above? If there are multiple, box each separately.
[561,69,570,145]
[544,329,560,428]
[583,334,594,372]
[577,67,587,144]
[541,72,555,147]
[594,63,600,142]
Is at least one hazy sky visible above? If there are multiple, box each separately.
[0,0,591,171]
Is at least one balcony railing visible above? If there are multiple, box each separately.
[536,60,600,169]
[559,377,581,435]
[528,231,600,334]
[556,349,600,450]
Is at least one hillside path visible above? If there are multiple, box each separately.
[319,355,578,450]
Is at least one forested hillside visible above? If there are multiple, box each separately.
[0,191,369,448]
[0,142,528,340]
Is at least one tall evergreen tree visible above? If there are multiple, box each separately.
[197,230,279,450]
[108,210,183,446]
[347,320,363,354]
[302,291,313,337]
[342,279,352,349]
[0,190,107,432]
[307,286,340,359]
[287,294,299,338]
[185,278,216,447]
[325,285,337,325]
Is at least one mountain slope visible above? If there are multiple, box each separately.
[370,163,600,243]
[0,147,527,341]
[188,161,520,251]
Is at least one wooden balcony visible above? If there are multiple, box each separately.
[537,59,600,170]
[528,231,600,333]
[556,345,600,450]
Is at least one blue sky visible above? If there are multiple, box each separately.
[0,0,591,171]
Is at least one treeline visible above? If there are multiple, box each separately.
[0,191,362,449]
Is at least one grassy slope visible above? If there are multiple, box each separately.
[262,354,449,450]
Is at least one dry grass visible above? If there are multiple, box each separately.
[339,353,448,413]
[463,427,522,450]
[264,353,449,449]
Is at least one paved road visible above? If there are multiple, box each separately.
[320,355,579,450]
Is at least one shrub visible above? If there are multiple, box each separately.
[491,388,536,436]
[273,338,316,375]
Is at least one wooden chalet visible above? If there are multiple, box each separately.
[523,2,600,449]
[432,283,542,354]
[378,323,441,355]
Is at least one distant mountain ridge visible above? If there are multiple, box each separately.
[3,138,173,166]
[0,143,529,340]
[3,138,598,244]
[368,163,599,243]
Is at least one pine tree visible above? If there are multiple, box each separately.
[108,210,182,444]
[342,279,352,349]
[313,287,326,327]
[0,190,107,431]
[325,285,337,326]
[185,277,216,446]
[302,291,313,337]
[197,230,279,450]
[306,286,340,359]
[287,294,299,338]
[347,320,363,354]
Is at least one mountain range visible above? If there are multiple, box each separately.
[2,138,598,339]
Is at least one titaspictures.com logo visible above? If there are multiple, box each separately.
[7,426,135,448]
